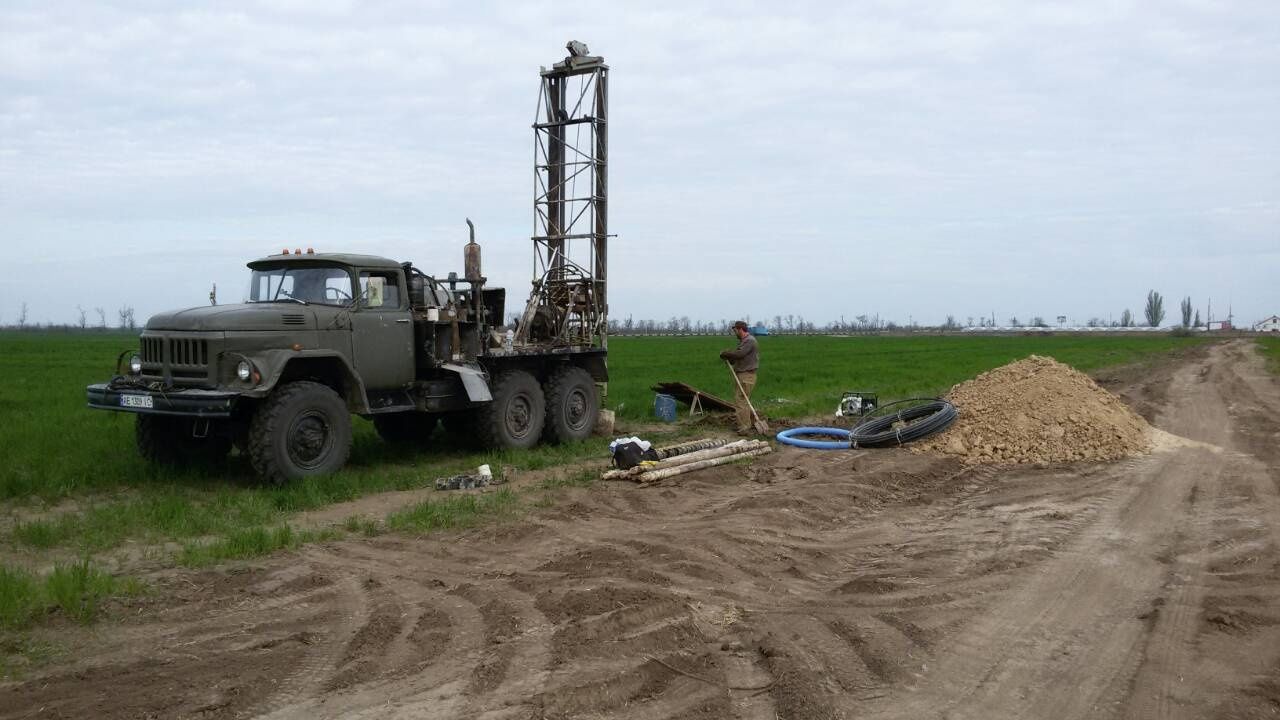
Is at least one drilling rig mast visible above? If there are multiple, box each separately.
[518,41,608,349]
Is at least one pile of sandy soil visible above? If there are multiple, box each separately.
[916,355,1152,464]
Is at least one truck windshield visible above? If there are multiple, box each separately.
[248,267,353,306]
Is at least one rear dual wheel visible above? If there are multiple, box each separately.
[475,367,599,450]
[543,367,599,444]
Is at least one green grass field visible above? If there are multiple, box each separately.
[608,334,1208,420]
[0,329,1212,659]
[1258,335,1280,375]
[0,331,1211,506]
[0,332,1207,499]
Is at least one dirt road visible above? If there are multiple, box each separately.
[5,340,1280,719]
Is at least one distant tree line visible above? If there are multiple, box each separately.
[0,288,1235,334]
[0,302,136,331]
[607,315,824,335]
[607,288,1229,335]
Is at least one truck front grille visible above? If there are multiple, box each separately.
[141,337,163,363]
[169,338,209,367]
[139,333,215,385]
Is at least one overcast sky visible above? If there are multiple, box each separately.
[2,0,1277,328]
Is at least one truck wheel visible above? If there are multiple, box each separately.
[543,367,599,443]
[477,370,545,450]
[137,415,182,464]
[249,381,352,485]
[136,415,232,465]
[373,412,437,445]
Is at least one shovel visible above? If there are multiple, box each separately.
[726,360,770,435]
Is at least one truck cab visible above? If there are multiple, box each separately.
[244,253,418,391]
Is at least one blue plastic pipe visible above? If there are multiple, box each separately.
[775,427,851,450]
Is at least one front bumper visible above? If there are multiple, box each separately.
[86,383,239,418]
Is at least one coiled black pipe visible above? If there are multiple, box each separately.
[849,398,957,448]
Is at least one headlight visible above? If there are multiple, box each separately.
[129,355,142,374]
[236,361,252,381]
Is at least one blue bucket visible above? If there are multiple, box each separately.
[654,393,678,422]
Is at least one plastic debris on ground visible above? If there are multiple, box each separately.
[610,436,657,469]
[435,464,501,491]
[609,436,652,453]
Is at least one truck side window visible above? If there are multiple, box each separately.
[359,271,402,309]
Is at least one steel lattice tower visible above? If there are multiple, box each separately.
[526,42,608,348]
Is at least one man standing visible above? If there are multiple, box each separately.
[720,321,759,435]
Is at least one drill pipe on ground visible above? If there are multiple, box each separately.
[635,446,773,483]
[655,438,728,459]
[606,440,766,479]
[604,440,769,481]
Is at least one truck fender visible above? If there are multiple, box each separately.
[254,350,371,412]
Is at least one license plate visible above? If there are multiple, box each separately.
[119,394,154,409]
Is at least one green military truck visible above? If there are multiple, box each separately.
[86,41,612,484]
[86,247,606,483]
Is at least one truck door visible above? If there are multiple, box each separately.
[349,269,415,391]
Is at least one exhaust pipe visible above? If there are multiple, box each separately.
[464,217,482,282]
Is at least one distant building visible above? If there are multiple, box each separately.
[1255,315,1280,332]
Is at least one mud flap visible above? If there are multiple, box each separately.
[442,363,493,402]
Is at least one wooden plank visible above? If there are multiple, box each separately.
[650,382,736,413]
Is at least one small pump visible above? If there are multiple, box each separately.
[464,218,482,282]
[835,391,879,419]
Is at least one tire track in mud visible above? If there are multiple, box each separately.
[97,566,345,653]
[452,581,554,719]
[249,571,370,719]
[554,454,1112,719]
[1121,475,1217,720]
[1186,341,1280,719]
[519,546,736,719]
[260,542,550,719]
[1120,347,1240,720]
[2,563,367,720]
[493,501,926,720]
[857,451,1200,720]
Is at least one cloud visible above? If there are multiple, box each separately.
[1,0,1277,326]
